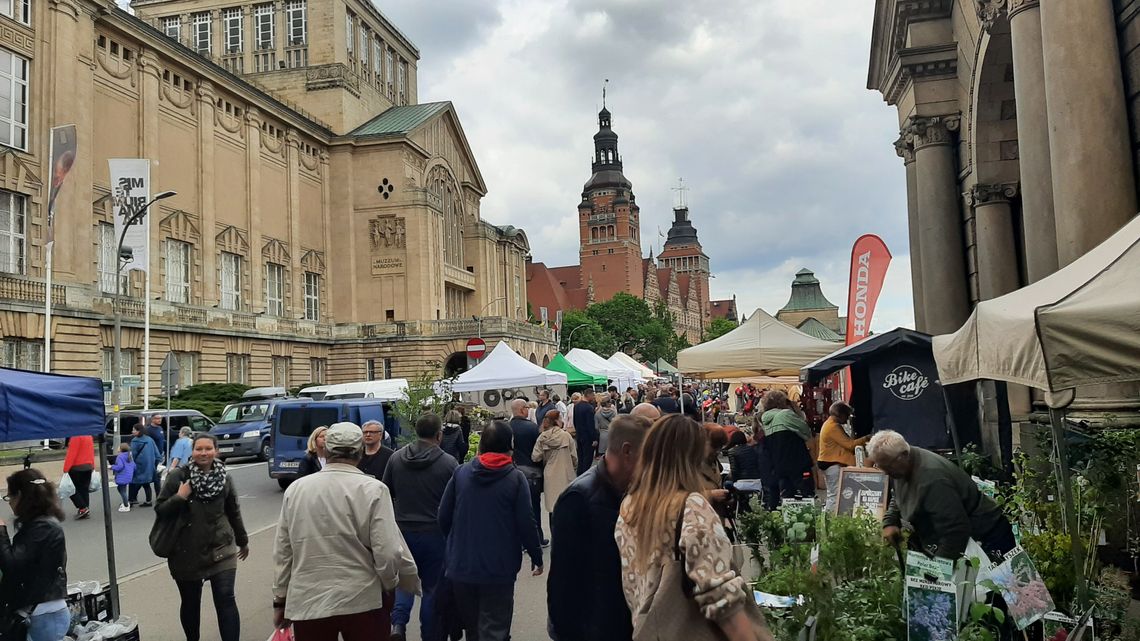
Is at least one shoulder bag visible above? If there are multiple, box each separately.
[632,511,772,641]
[148,469,188,558]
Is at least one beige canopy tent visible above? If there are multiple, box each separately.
[677,308,839,378]
[932,213,1140,403]
[932,213,1140,609]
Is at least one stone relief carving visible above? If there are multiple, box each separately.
[893,132,915,164]
[966,182,1019,207]
[974,0,1006,32]
[369,217,406,251]
[908,115,960,149]
[1006,0,1039,18]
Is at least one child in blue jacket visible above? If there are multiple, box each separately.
[111,444,136,512]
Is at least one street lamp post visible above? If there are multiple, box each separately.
[473,296,508,340]
[104,189,174,620]
[564,323,588,351]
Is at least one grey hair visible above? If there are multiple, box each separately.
[361,419,384,432]
[867,430,910,462]
[179,426,193,437]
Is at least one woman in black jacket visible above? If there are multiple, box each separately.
[295,425,329,479]
[156,433,249,641]
[0,468,70,641]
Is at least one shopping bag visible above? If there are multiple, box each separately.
[89,472,102,493]
[267,627,294,641]
[148,508,187,558]
[58,474,76,501]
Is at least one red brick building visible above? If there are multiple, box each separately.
[526,107,714,343]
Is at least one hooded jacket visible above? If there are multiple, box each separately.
[439,455,543,584]
[760,408,812,441]
[382,441,458,532]
[440,422,468,463]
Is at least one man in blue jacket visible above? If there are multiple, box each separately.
[572,388,597,475]
[438,421,543,641]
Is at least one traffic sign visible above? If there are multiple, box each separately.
[120,375,142,388]
[466,337,487,359]
[161,352,181,395]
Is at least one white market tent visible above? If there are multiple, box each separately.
[452,341,567,392]
[932,213,1140,402]
[609,351,656,379]
[566,348,639,389]
[931,214,1140,607]
[677,308,840,378]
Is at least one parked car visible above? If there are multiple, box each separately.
[104,410,216,459]
[268,398,389,489]
[211,398,285,462]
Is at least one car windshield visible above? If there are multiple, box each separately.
[219,403,270,423]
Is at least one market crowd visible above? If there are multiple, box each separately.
[0,381,1017,641]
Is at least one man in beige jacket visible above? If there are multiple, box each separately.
[272,421,420,640]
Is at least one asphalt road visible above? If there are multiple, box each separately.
[2,458,551,641]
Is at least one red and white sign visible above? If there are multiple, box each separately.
[844,235,892,399]
[466,337,487,359]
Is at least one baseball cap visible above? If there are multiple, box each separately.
[325,422,364,457]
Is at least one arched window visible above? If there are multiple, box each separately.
[429,166,464,267]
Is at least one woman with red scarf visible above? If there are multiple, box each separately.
[438,421,544,641]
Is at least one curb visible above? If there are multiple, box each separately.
[119,522,278,584]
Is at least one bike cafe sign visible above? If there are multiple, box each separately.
[882,365,930,400]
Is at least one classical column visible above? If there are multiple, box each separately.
[285,129,303,315]
[1007,0,1057,282]
[245,108,263,310]
[197,81,218,306]
[1040,0,1136,266]
[138,50,162,280]
[966,183,1021,301]
[909,116,970,335]
[895,133,925,330]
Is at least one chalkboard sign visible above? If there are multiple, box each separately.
[835,467,889,519]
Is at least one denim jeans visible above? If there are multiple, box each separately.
[26,608,71,641]
[117,483,130,507]
[175,568,240,641]
[392,529,446,640]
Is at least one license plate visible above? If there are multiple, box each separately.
[279,461,299,469]
[219,447,234,453]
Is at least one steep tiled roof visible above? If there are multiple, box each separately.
[348,101,452,137]
[676,273,692,301]
[779,268,839,312]
[657,268,674,299]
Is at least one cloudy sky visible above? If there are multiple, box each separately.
[120,0,911,331]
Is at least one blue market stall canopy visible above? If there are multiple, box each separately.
[0,368,106,441]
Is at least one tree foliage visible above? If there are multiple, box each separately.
[559,293,689,363]
[702,317,738,343]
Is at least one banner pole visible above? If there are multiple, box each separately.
[44,241,52,372]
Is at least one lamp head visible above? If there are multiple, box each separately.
[154,190,177,201]
[119,247,134,261]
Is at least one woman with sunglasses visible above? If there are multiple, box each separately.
[0,468,70,641]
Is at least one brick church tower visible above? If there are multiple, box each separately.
[576,106,645,300]
[658,195,711,328]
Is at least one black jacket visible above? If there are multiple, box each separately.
[358,446,394,479]
[0,517,67,611]
[155,466,249,581]
[382,441,458,532]
[296,453,322,478]
[728,443,764,482]
[548,460,632,641]
[508,417,542,472]
[440,423,468,464]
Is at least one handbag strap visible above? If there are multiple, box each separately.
[672,504,698,596]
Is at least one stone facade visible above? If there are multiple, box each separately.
[867,0,1140,418]
[0,0,554,403]
[526,107,714,344]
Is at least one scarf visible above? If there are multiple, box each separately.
[189,459,228,501]
[478,453,513,470]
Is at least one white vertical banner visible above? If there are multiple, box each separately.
[109,159,152,407]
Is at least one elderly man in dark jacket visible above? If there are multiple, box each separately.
[548,414,650,641]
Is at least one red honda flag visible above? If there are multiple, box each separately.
[843,235,892,399]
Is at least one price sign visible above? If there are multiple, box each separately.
[835,467,889,519]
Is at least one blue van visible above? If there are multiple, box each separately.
[268,398,392,489]
[212,398,286,461]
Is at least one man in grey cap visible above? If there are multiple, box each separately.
[272,421,419,640]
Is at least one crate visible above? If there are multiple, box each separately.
[82,585,112,623]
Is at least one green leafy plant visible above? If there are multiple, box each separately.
[149,383,252,420]
[392,365,452,434]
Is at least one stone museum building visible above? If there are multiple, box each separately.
[526,106,714,344]
[0,0,555,402]
[867,0,1140,427]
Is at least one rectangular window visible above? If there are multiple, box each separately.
[286,0,306,45]
[193,13,211,54]
[0,48,29,151]
[345,12,354,57]
[223,8,243,53]
[174,351,198,387]
[226,353,249,384]
[164,239,191,303]
[373,38,383,87]
[98,222,128,293]
[0,0,29,25]
[386,50,394,94]
[162,16,181,42]
[272,355,289,387]
[514,275,521,314]
[102,348,136,405]
[397,59,405,104]
[309,357,325,384]
[2,338,41,371]
[303,271,319,321]
[220,251,242,311]
[255,4,274,51]
[265,261,284,316]
[383,357,392,379]
[0,189,25,274]
[366,358,376,381]
[359,28,369,64]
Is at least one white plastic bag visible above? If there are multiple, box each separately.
[88,472,102,493]
[58,474,76,500]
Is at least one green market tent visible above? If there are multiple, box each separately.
[655,359,680,375]
[547,353,607,386]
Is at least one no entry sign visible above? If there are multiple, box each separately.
[466,337,487,359]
